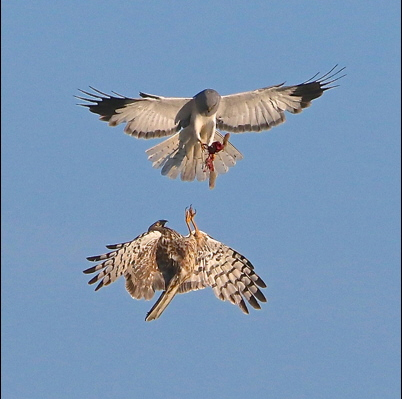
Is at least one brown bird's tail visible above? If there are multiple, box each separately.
[145,276,182,321]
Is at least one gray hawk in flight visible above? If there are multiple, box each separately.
[83,207,267,321]
[77,66,344,188]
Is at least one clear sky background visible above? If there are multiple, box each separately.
[2,2,400,398]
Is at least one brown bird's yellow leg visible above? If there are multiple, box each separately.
[187,206,199,233]
[185,207,193,234]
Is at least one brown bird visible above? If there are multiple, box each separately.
[83,207,267,321]
[77,66,345,188]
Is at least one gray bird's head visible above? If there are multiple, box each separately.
[148,220,168,232]
[194,89,221,116]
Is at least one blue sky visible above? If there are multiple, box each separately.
[2,1,400,398]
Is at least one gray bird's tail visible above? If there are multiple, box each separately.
[146,131,243,186]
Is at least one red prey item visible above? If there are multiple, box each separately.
[202,133,230,189]
[203,133,230,173]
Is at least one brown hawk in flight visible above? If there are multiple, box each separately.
[77,66,345,188]
[83,207,267,321]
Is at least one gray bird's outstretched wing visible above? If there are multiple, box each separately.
[77,88,192,139]
[216,66,345,133]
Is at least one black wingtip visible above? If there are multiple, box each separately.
[303,65,346,87]
[86,255,99,262]
[83,268,92,275]
[139,92,160,99]
[239,298,249,314]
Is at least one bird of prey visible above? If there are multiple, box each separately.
[83,206,267,321]
[77,66,344,188]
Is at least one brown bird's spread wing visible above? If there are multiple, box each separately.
[83,230,165,300]
[179,232,267,314]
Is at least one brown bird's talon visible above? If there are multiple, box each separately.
[185,207,193,233]
[189,206,196,219]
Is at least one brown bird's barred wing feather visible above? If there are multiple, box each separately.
[83,230,165,300]
[179,232,267,314]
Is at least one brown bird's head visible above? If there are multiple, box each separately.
[148,220,168,232]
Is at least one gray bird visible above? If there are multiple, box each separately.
[77,66,344,188]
